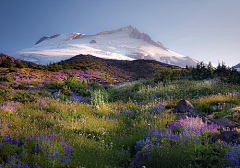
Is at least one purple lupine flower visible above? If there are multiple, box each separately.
[6,155,11,162]
[16,138,20,145]
[42,145,46,151]
[61,139,64,146]
[149,128,159,136]
[13,153,18,158]
[34,144,38,153]
[168,122,181,129]
[34,163,39,168]
[22,149,25,155]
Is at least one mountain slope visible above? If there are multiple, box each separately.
[233,63,240,71]
[8,25,199,67]
[0,53,37,66]
[58,54,181,84]
[233,63,240,68]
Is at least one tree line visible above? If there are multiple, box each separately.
[154,61,240,84]
[0,59,89,72]
[1,59,239,84]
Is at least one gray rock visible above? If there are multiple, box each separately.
[128,143,153,168]
[232,134,240,144]
[173,99,194,113]
[211,131,238,142]
[214,118,236,128]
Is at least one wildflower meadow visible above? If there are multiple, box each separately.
[0,61,240,168]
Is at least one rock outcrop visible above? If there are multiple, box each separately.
[90,40,96,44]
[173,99,194,113]
[35,34,60,45]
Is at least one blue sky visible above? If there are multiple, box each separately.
[0,0,240,67]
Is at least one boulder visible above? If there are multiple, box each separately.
[128,143,153,168]
[210,131,240,144]
[232,135,240,144]
[173,99,194,113]
[211,131,237,142]
[214,118,236,129]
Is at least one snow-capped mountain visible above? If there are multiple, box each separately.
[8,25,199,67]
[233,63,240,72]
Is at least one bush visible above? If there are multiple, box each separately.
[64,75,79,89]
[0,59,13,68]
[9,67,18,72]
[15,62,24,68]
[27,63,36,69]
[0,87,12,101]
[16,82,28,90]
[183,143,226,168]
[0,75,12,82]
[154,68,172,83]
[114,150,131,166]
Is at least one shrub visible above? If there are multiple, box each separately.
[183,143,226,168]
[27,63,36,69]
[0,59,13,68]
[114,150,131,166]
[9,67,18,72]
[0,87,12,101]
[15,62,24,68]
[0,75,12,82]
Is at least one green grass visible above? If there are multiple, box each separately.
[0,68,240,167]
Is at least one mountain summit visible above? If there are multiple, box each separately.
[8,25,199,67]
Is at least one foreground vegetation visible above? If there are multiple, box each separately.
[0,61,240,167]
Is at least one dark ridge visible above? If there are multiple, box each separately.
[35,34,60,45]
[0,53,37,66]
[35,36,49,45]
[58,54,181,83]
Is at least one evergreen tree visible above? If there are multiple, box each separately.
[62,62,70,69]
[16,62,24,68]
[28,63,36,69]
[0,59,13,68]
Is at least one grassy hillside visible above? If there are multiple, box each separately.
[58,55,180,82]
[0,58,240,167]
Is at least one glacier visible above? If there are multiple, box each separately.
[7,25,199,67]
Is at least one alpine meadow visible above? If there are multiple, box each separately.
[0,53,240,168]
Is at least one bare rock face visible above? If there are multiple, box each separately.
[129,28,167,50]
[173,99,194,113]
[90,40,96,44]
[35,34,60,45]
